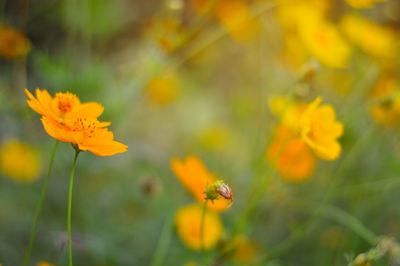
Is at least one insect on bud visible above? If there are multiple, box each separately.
[216,183,233,202]
[204,180,233,205]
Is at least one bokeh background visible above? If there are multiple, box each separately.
[1,0,400,265]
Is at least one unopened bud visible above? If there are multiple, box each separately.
[204,180,233,205]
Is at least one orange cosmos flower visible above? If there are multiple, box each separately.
[0,25,30,59]
[267,124,316,182]
[41,116,127,156]
[299,97,343,161]
[171,156,231,212]
[25,89,104,126]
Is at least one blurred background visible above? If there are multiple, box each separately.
[1,0,400,265]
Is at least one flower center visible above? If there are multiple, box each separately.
[55,92,79,114]
[72,118,98,138]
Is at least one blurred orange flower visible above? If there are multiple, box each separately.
[300,97,343,161]
[0,25,30,60]
[231,235,256,264]
[175,204,223,250]
[41,116,127,156]
[267,125,316,182]
[214,0,259,43]
[25,89,104,126]
[190,0,259,43]
[171,156,231,212]
[37,262,55,266]
[145,75,179,105]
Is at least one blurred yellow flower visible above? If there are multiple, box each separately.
[25,89,104,126]
[214,0,259,43]
[298,17,351,69]
[231,235,256,264]
[145,75,179,105]
[341,14,397,59]
[175,204,223,250]
[268,96,307,131]
[276,1,327,31]
[37,262,55,266]
[142,17,186,53]
[267,125,316,182]
[280,33,309,69]
[0,25,30,60]
[171,156,231,212]
[199,126,231,151]
[0,139,40,182]
[300,97,343,161]
[345,0,387,8]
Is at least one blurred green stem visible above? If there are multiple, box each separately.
[67,150,80,266]
[201,200,208,255]
[150,213,174,266]
[235,167,276,234]
[23,140,59,266]
[266,201,379,260]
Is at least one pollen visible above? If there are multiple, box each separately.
[55,92,80,114]
[72,117,98,138]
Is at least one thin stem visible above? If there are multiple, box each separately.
[67,150,80,266]
[234,167,275,234]
[23,140,59,266]
[200,200,208,255]
[150,213,174,266]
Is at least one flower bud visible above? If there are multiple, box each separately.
[204,180,233,204]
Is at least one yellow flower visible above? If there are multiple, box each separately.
[341,14,397,59]
[41,116,127,156]
[299,97,344,161]
[25,89,104,127]
[266,125,316,182]
[37,262,55,266]
[231,235,256,264]
[0,25,30,59]
[345,0,387,8]
[145,75,179,105]
[171,156,231,212]
[298,17,351,68]
[0,139,40,182]
[175,204,223,250]
[268,96,307,131]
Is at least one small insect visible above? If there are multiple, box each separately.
[216,183,233,203]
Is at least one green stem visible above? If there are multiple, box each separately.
[150,213,174,266]
[200,200,208,255]
[67,150,80,266]
[23,140,59,266]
